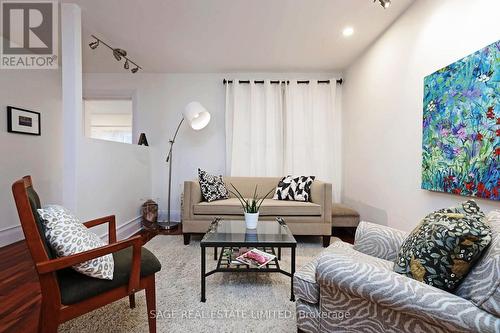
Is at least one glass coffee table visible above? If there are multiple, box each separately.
[200,217,297,302]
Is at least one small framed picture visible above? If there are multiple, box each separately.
[7,106,41,135]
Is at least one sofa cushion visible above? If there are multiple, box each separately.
[393,200,491,293]
[193,198,321,216]
[294,240,393,304]
[455,210,500,316]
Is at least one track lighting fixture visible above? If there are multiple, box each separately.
[89,40,99,49]
[88,35,142,73]
[374,0,391,9]
[113,48,126,61]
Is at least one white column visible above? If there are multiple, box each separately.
[61,3,82,212]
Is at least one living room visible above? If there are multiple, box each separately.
[0,0,499,332]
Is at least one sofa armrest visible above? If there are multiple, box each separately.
[310,181,332,224]
[316,254,499,333]
[353,221,408,261]
[182,180,203,220]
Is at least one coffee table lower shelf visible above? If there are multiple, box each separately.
[200,245,296,302]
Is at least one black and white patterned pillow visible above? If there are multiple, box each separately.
[37,205,114,280]
[198,169,229,202]
[273,175,316,202]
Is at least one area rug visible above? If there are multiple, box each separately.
[59,235,334,333]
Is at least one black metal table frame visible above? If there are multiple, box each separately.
[200,241,296,302]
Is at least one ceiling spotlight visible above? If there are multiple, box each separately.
[342,27,354,37]
[113,48,127,61]
[124,60,130,69]
[131,67,139,74]
[375,0,391,9]
[89,40,99,49]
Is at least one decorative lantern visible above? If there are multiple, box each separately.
[142,200,159,230]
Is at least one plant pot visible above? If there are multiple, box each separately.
[244,212,259,229]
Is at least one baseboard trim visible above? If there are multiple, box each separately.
[100,216,142,241]
[0,224,24,248]
[0,215,143,248]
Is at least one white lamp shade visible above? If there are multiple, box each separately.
[183,102,210,130]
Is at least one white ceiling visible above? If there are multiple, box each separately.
[66,0,414,73]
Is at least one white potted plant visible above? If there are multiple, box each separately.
[229,184,274,229]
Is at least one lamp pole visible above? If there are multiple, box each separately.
[160,102,209,230]
[162,117,184,230]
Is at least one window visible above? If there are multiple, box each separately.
[84,99,133,144]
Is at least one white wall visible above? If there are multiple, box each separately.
[63,4,152,240]
[0,71,62,246]
[83,72,338,220]
[76,138,151,238]
[342,0,500,231]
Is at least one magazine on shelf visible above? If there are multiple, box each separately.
[236,248,276,268]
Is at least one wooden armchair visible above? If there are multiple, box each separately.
[12,176,161,333]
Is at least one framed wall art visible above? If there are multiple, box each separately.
[422,40,499,201]
[7,106,41,136]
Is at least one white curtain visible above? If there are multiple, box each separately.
[225,79,342,202]
[225,80,284,176]
[284,81,341,202]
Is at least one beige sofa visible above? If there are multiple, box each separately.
[182,176,332,246]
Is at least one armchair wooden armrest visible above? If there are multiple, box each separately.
[84,215,117,243]
[36,235,142,293]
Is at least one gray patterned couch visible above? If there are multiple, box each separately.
[294,211,500,333]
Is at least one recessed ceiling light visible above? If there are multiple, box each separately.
[342,27,354,37]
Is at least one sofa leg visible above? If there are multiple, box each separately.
[322,235,330,248]
[183,233,191,245]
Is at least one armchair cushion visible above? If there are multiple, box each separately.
[26,186,56,259]
[353,221,408,261]
[294,240,392,304]
[317,252,499,333]
[57,246,161,305]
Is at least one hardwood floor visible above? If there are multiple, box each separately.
[0,227,354,333]
[0,241,40,333]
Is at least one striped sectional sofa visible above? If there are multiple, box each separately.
[294,211,500,333]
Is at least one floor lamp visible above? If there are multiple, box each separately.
[160,102,211,230]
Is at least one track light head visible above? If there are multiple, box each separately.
[375,0,391,9]
[124,60,130,70]
[89,40,99,49]
[131,67,139,74]
[113,48,127,61]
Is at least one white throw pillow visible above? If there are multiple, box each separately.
[37,205,114,280]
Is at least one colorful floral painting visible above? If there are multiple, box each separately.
[422,40,500,201]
